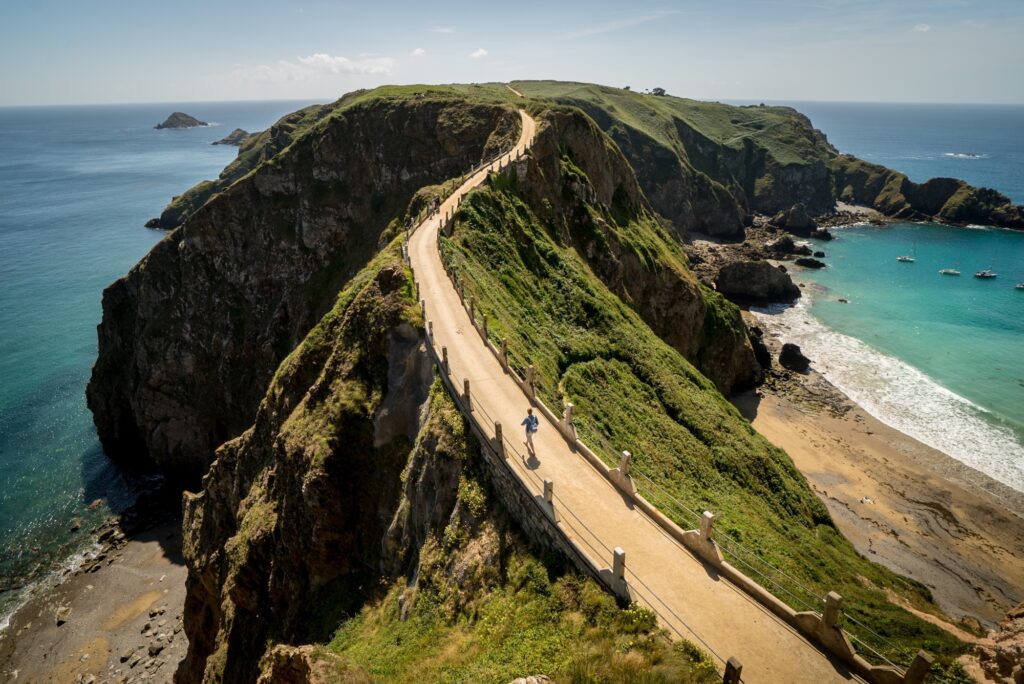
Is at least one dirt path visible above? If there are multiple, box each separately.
[408,110,861,683]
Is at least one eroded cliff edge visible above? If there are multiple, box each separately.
[88,96,520,481]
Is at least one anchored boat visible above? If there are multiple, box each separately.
[974,269,997,279]
[897,255,915,263]
[939,268,960,276]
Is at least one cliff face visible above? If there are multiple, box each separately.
[513,108,758,393]
[88,97,519,481]
[833,155,1024,228]
[514,83,838,240]
[178,252,432,682]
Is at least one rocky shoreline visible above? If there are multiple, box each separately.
[0,488,188,683]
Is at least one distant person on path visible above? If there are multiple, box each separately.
[521,408,539,453]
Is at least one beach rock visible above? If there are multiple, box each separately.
[813,250,826,258]
[748,325,772,369]
[144,218,162,229]
[148,642,164,657]
[715,260,801,306]
[55,605,71,626]
[795,257,826,269]
[69,518,81,532]
[976,602,1024,683]
[212,128,251,146]
[773,203,817,235]
[120,647,135,663]
[810,229,834,240]
[154,112,207,130]
[779,343,810,372]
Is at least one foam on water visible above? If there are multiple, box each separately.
[754,298,1024,492]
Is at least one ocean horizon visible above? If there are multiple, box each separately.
[0,97,1022,627]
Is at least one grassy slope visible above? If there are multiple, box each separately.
[441,180,968,678]
[321,380,717,684]
[510,80,832,167]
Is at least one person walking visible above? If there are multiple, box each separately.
[521,407,539,453]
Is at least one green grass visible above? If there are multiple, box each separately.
[510,80,833,167]
[439,179,969,678]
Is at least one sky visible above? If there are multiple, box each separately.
[1,0,1022,106]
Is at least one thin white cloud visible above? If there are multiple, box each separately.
[430,26,455,33]
[912,23,931,32]
[233,53,395,83]
[469,48,488,59]
[564,10,680,39]
[411,47,425,57]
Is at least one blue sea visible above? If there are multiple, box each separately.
[0,100,319,624]
[753,102,1024,492]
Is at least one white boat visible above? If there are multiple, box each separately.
[939,268,960,276]
[897,255,915,263]
[1016,283,1024,290]
[974,269,997,279]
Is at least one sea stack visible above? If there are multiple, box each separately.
[211,128,251,146]
[154,112,208,129]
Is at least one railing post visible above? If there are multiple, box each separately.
[494,422,505,458]
[563,403,574,436]
[700,511,715,541]
[420,299,426,318]
[427,320,433,339]
[723,657,743,684]
[904,651,935,684]
[481,313,488,339]
[612,547,625,582]
[823,591,842,629]
[525,365,536,397]
[469,297,475,323]
[500,338,508,367]
[458,282,465,302]
[620,451,632,477]
[463,378,471,410]
[442,346,449,374]
[543,479,553,504]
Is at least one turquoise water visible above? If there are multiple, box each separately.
[770,224,1024,490]
[0,100,318,622]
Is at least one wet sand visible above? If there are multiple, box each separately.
[735,384,1024,628]
[0,519,187,683]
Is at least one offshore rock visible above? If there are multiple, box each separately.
[155,112,207,129]
[211,128,251,146]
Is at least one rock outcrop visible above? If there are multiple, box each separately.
[211,128,251,146]
[975,603,1024,683]
[773,203,817,235]
[832,155,1024,229]
[88,96,520,481]
[795,257,826,269]
[779,343,810,372]
[715,261,801,307]
[155,112,208,129]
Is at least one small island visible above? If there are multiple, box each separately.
[154,112,208,129]
[211,128,251,146]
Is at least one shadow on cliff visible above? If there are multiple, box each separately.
[80,441,185,565]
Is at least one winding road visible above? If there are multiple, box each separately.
[407,108,861,683]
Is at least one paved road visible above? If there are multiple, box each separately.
[408,108,861,683]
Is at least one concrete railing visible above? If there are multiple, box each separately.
[414,159,938,684]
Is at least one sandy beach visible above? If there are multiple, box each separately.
[0,517,187,683]
[735,377,1024,629]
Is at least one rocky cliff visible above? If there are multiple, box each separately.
[88,95,520,482]
[156,112,208,129]
[832,155,1024,228]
